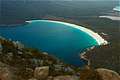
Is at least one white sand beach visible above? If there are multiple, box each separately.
[26,20,108,46]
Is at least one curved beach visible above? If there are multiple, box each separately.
[26,20,108,46]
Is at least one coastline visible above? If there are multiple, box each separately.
[26,19,108,67]
[26,20,108,46]
[99,6,120,21]
[99,16,120,21]
[80,46,95,66]
[113,6,120,12]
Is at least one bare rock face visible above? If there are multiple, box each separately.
[28,78,37,80]
[79,67,102,80]
[34,66,49,80]
[85,45,120,74]
[96,68,120,80]
[53,75,79,80]
[0,68,11,80]
[0,62,12,80]
[79,66,120,80]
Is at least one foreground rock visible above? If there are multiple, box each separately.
[0,37,77,80]
[96,68,120,80]
[53,75,79,80]
[0,62,12,80]
[79,66,120,80]
[80,67,102,80]
[34,66,49,80]
[84,44,120,74]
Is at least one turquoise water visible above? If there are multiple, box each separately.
[0,20,98,66]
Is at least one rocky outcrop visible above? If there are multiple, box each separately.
[34,66,49,80]
[0,62,12,80]
[0,61,21,80]
[0,37,77,80]
[53,75,79,80]
[96,68,120,80]
[79,67,120,80]
[79,66,102,80]
[84,44,120,74]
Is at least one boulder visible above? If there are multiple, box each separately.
[96,68,120,80]
[28,78,37,80]
[47,76,53,80]
[53,75,79,80]
[79,67,102,80]
[34,66,49,80]
[0,62,12,80]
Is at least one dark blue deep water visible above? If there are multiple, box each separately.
[0,20,99,66]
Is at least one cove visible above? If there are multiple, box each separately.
[0,20,107,66]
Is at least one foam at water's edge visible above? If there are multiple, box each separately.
[26,20,108,45]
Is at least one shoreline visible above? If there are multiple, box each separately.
[99,16,120,21]
[80,46,95,66]
[27,19,108,67]
[113,6,120,12]
[26,20,108,46]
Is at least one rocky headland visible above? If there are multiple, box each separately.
[83,43,120,74]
